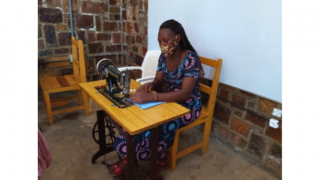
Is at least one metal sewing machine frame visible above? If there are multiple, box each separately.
[96,59,133,108]
[93,60,151,179]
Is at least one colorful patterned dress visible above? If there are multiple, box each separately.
[113,51,202,161]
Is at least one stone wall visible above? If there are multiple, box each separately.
[121,0,148,65]
[200,79,282,177]
[38,0,148,97]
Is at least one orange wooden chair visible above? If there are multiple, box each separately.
[39,37,90,125]
[168,56,223,171]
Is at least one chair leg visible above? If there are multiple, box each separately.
[77,90,83,105]
[43,90,54,125]
[202,119,212,154]
[82,89,90,116]
[42,90,47,112]
[169,130,180,171]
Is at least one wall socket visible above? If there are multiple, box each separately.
[272,108,282,117]
[269,118,279,128]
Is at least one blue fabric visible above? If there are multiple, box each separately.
[128,99,164,110]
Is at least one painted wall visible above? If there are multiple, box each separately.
[148,0,282,102]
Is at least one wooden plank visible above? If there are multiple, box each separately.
[47,77,61,88]
[201,106,208,115]
[127,105,165,126]
[126,97,189,129]
[45,55,69,63]
[199,56,218,68]
[176,141,204,159]
[90,80,106,87]
[39,77,51,90]
[199,84,211,94]
[166,102,189,113]
[64,75,77,85]
[55,76,70,87]
[48,61,70,68]
[51,95,78,102]
[77,41,87,83]
[72,38,79,46]
[150,103,183,119]
[73,58,80,67]
[47,85,80,93]
[43,90,53,124]
[82,89,90,116]
[71,75,81,84]
[52,105,85,115]
[77,90,83,105]
[50,101,71,108]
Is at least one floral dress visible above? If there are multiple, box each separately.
[113,51,202,161]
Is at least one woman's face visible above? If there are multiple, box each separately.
[158,28,176,47]
[158,28,180,57]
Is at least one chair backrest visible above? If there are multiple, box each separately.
[141,50,162,78]
[71,36,87,83]
[199,56,223,119]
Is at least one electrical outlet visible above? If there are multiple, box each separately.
[272,108,282,117]
[269,118,279,129]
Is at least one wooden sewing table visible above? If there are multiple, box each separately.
[79,80,190,180]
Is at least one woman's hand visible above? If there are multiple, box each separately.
[129,92,155,104]
[136,82,154,93]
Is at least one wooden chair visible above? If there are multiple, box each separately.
[39,37,90,125]
[168,56,223,171]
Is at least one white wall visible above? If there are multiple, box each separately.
[148,0,282,102]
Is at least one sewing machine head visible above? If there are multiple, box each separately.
[95,59,133,108]
[96,59,131,96]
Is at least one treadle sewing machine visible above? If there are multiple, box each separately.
[79,58,189,180]
[94,59,152,179]
[95,59,134,108]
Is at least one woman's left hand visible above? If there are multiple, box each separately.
[129,92,154,104]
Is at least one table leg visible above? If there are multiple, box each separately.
[82,89,90,116]
[150,127,164,180]
[91,110,114,164]
[126,134,135,180]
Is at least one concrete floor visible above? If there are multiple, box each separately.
[38,99,280,180]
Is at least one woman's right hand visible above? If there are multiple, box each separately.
[136,82,154,93]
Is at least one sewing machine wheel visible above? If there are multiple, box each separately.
[96,58,115,76]
[92,114,118,146]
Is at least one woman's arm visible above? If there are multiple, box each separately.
[157,77,197,102]
[151,71,164,91]
[136,71,164,93]
[130,77,197,103]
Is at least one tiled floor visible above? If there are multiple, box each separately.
[38,100,280,180]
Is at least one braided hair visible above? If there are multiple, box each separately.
[160,19,205,77]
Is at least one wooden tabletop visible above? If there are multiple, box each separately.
[79,80,190,135]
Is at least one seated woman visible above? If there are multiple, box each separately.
[110,19,205,176]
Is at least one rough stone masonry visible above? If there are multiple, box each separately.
[38,0,148,92]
